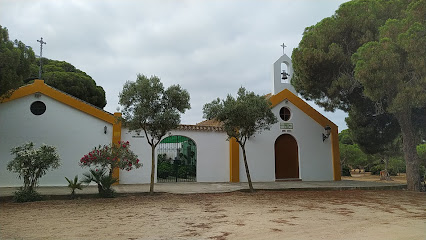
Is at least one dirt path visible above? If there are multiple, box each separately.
[1,190,424,240]
[342,172,408,184]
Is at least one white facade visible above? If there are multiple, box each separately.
[0,53,340,187]
[239,100,334,182]
[119,129,229,184]
[0,93,112,187]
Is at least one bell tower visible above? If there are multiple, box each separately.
[272,43,296,95]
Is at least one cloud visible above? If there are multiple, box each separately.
[0,0,349,130]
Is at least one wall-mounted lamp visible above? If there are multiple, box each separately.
[104,126,107,134]
[322,125,331,142]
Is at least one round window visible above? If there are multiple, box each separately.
[30,101,46,115]
[279,107,291,121]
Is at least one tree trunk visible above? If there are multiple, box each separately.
[381,155,391,181]
[384,155,388,172]
[241,144,254,192]
[395,111,421,191]
[150,145,155,194]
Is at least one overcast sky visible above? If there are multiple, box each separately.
[1,0,350,131]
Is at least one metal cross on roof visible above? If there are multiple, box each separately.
[280,43,287,55]
[37,37,46,79]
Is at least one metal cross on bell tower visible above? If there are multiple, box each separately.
[280,43,287,55]
[37,37,46,79]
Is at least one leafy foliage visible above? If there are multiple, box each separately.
[339,129,407,177]
[292,0,425,191]
[82,168,117,198]
[65,175,83,199]
[417,144,426,163]
[0,25,36,99]
[37,59,107,108]
[203,87,277,143]
[292,0,408,111]
[203,87,277,192]
[341,165,351,177]
[119,74,190,141]
[338,129,354,145]
[7,142,61,191]
[79,141,141,174]
[369,156,406,176]
[351,0,425,190]
[157,159,173,179]
[345,99,400,154]
[0,26,106,107]
[13,188,42,203]
[339,143,368,171]
[119,74,190,193]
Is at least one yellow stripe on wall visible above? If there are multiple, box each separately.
[112,112,122,183]
[229,137,240,182]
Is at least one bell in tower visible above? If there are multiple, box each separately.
[272,43,296,95]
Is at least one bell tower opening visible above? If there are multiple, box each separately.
[281,63,289,83]
[272,43,296,95]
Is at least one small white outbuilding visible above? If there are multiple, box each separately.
[0,54,340,187]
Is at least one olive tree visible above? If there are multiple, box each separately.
[203,87,277,192]
[119,74,190,194]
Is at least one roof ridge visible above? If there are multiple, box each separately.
[43,83,113,116]
[177,124,224,132]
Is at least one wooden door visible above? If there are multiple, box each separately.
[275,134,299,179]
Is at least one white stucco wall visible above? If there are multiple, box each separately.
[0,94,113,187]
[119,129,229,184]
[239,100,334,182]
[0,91,334,187]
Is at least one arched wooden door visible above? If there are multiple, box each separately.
[275,134,299,179]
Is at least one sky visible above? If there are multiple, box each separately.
[1,0,350,131]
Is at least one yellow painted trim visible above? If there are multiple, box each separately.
[331,128,341,180]
[269,88,341,181]
[1,80,116,124]
[112,112,122,184]
[229,137,240,182]
[269,89,337,129]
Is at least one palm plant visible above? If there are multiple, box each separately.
[65,175,83,199]
[82,168,118,198]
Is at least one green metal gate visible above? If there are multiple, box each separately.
[157,135,196,182]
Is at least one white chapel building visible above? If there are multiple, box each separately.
[0,53,341,187]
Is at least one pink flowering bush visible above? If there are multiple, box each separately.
[79,141,141,174]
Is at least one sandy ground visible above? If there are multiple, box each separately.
[1,189,425,240]
[342,171,409,184]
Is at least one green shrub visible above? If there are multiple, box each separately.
[341,165,351,176]
[13,188,42,203]
[82,168,117,198]
[177,165,196,179]
[178,166,190,178]
[370,165,399,176]
[157,161,173,179]
[7,142,60,192]
[369,165,381,175]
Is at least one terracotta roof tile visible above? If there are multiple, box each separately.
[196,119,224,127]
[177,124,224,132]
